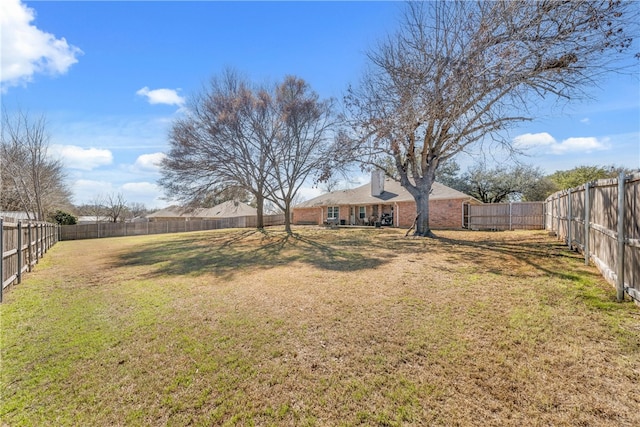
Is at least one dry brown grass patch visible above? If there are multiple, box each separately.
[1,227,639,426]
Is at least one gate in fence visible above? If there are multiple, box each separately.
[1,219,58,302]
[465,202,545,231]
[545,172,640,303]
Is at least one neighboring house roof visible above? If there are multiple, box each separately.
[194,200,257,218]
[77,216,111,223]
[296,178,474,208]
[0,211,37,221]
[147,201,257,219]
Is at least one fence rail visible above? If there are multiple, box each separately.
[60,214,286,241]
[545,172,640,303]
[465,202,545,230]
[1,219,58,302]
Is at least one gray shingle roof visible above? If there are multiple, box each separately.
[296,178,473,208]
[194,200,257,218]
[147,201,256,218]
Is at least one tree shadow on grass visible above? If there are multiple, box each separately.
[115,229,391,279]
[435,233,611,289]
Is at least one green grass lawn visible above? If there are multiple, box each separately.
[1,227,639,426]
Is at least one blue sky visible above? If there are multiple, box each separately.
[2,0,639,209]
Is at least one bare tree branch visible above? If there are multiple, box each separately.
[160,71,337,232]
[343,0,638,236]
[1,109,71,220]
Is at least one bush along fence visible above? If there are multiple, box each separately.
[545,172,640,303]
[59,214,286,241]
[464,202,545,230]
[1,219,58,302]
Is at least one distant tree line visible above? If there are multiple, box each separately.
[437,160,636,203]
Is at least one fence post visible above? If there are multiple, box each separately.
[509,203,512,231]
[567,189,572,248]
[0,218,4,303]
[556,195,560,238]
[28,223,33,271]
[584,183,590,266]
[17,222,22,284]
[616,172,625,302]
[35,223,39,263]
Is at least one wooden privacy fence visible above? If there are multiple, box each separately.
[545,172,640,303]
[60,214,286,241]
[464,202,545,230]
[1,219,58,302]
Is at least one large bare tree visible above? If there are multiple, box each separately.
[1,109,71,220]
[342,0,638,236]
[265,76,336,234]
[160,71,335,232]
[160,70,275,229]
[104,192,127,223]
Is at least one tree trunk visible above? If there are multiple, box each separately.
[413,193,435,237]
[412,171,436,238]
[283,203,292,235]
[256,195,265,230]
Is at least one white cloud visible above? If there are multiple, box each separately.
[550,137,610,154]
[513,132,556,148]
[51,145,113,170]
[136,86,185,107]
[133,152,166,172]
[513,132,610,155]
[0,0,82,91]
[580,118,590,124]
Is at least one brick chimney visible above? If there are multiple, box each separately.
[371,170,385,197]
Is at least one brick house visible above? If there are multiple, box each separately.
[293,172,480,229]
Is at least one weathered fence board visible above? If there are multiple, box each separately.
[60,214,287,241]
[466,202,544,231]
[1,219,58,302]
[545,172,640,303]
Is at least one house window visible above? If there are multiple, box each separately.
[359,206,366,219]
[328,206,339,219]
